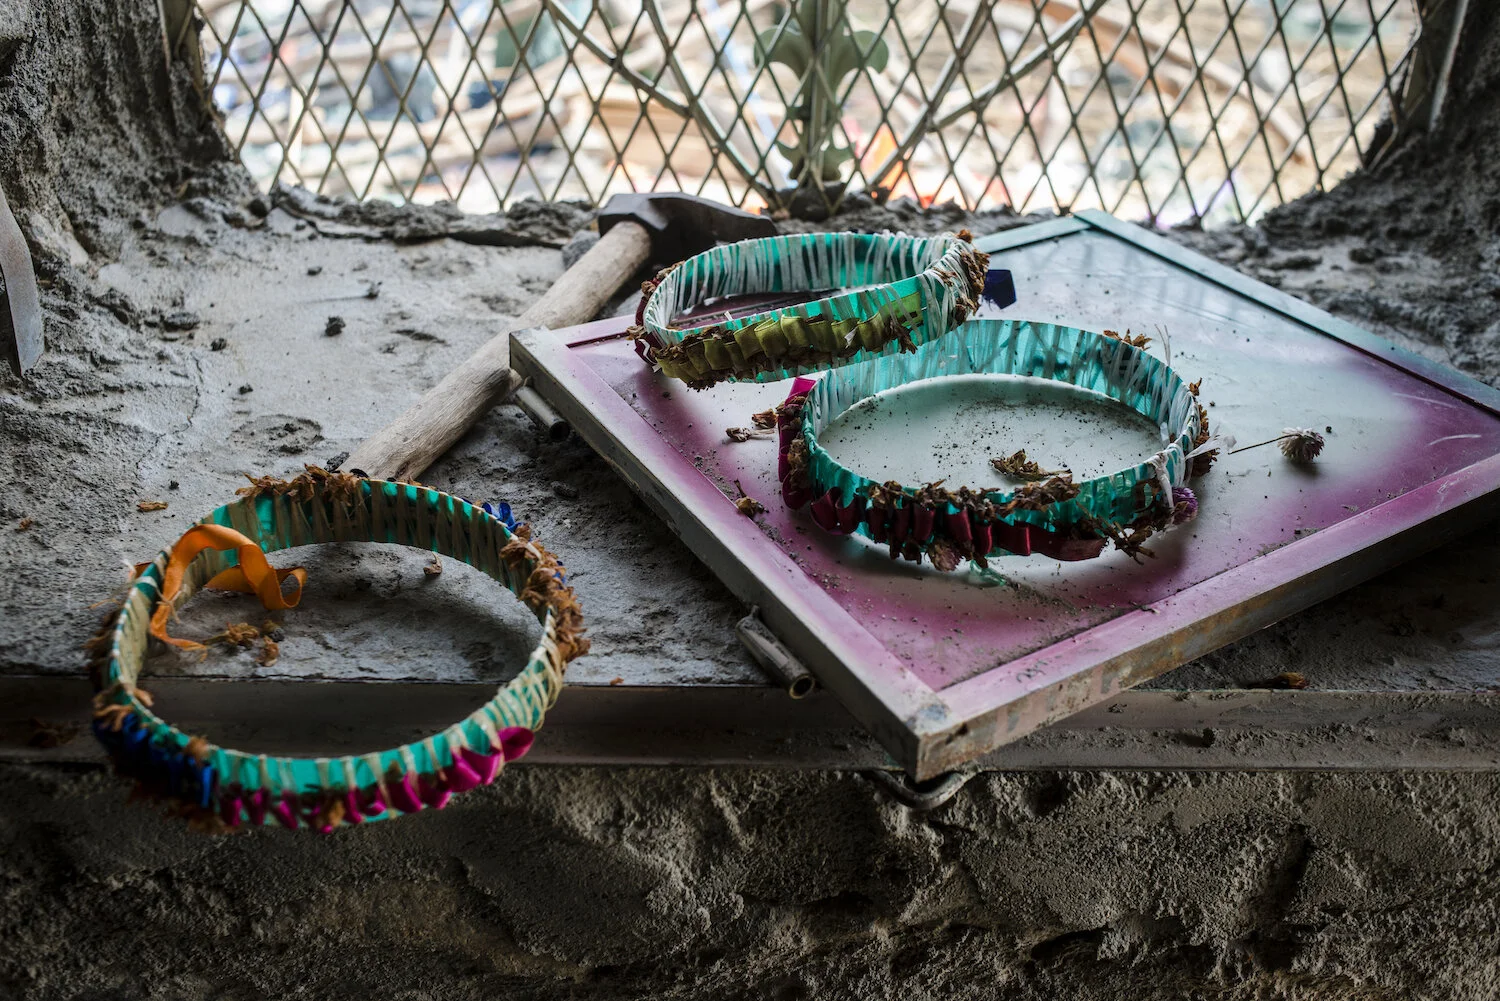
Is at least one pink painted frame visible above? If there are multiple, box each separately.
[513,213,1500,778]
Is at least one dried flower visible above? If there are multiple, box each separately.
[749,407,780,430]
[997,473,1079,516]
[726,426,772,442]
[1230,427,1327,463]
[733,480,765,517]
[1103,328,1151,349]
[137,500,169,512]
[218,622,260,647]
[990,448,1065,481]
[1256,671,1308,690]
[926,537,963,573]
[1278,428,1325,462]
[1190,401,1218,477]
[256,638,280,667]
[1171,486,1199,525]
[424,556,443,577]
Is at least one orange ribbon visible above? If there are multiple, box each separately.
[135,524,306,651]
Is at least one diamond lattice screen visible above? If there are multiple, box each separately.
[197,0,1422,225]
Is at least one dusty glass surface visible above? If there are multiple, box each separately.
[817,374,1166,490]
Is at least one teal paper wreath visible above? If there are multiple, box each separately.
[88,469,587,832]
[776,320,1217,568]
[633,231,988,389]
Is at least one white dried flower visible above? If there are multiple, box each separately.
[1278,428,1325,463]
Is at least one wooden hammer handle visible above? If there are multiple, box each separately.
[346,220,653,482]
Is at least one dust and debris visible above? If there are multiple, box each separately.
[0,1,235,261]
[160,310,200,332]
[271,181,594,247]
[25,717,78,748]
[1254,671,1311,690]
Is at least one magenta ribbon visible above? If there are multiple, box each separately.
[212,726,535,830]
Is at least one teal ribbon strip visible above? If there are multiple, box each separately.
[642,232,985,387]
[801,319,1201,535]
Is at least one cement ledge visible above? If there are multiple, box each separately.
[6,676,1499,771]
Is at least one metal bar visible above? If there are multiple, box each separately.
[0,181,43,378]
[871,0,1107,188]
[533,0,693,119]
[737,609,816,698]
[635,0,773,201]
[514,383,569,441]
[1389,0,1470,138]
[1421,0,1470,130]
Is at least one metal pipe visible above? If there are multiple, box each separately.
[1425,0,1471,131]
[865,769,974,811]
[736,609,816,698]
[514,384,570,442]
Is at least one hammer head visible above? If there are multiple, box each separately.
[597,192,776,264]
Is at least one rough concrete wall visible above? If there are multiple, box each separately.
[0,0,234,262]
[2,763,1497,1000]
[16,508,1487,992]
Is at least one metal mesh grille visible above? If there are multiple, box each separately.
[197,0,1423,225]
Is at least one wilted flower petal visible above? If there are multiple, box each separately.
[1171,486,1199,524]
[927,537,963,572]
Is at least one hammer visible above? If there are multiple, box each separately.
[346,192,775,482]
